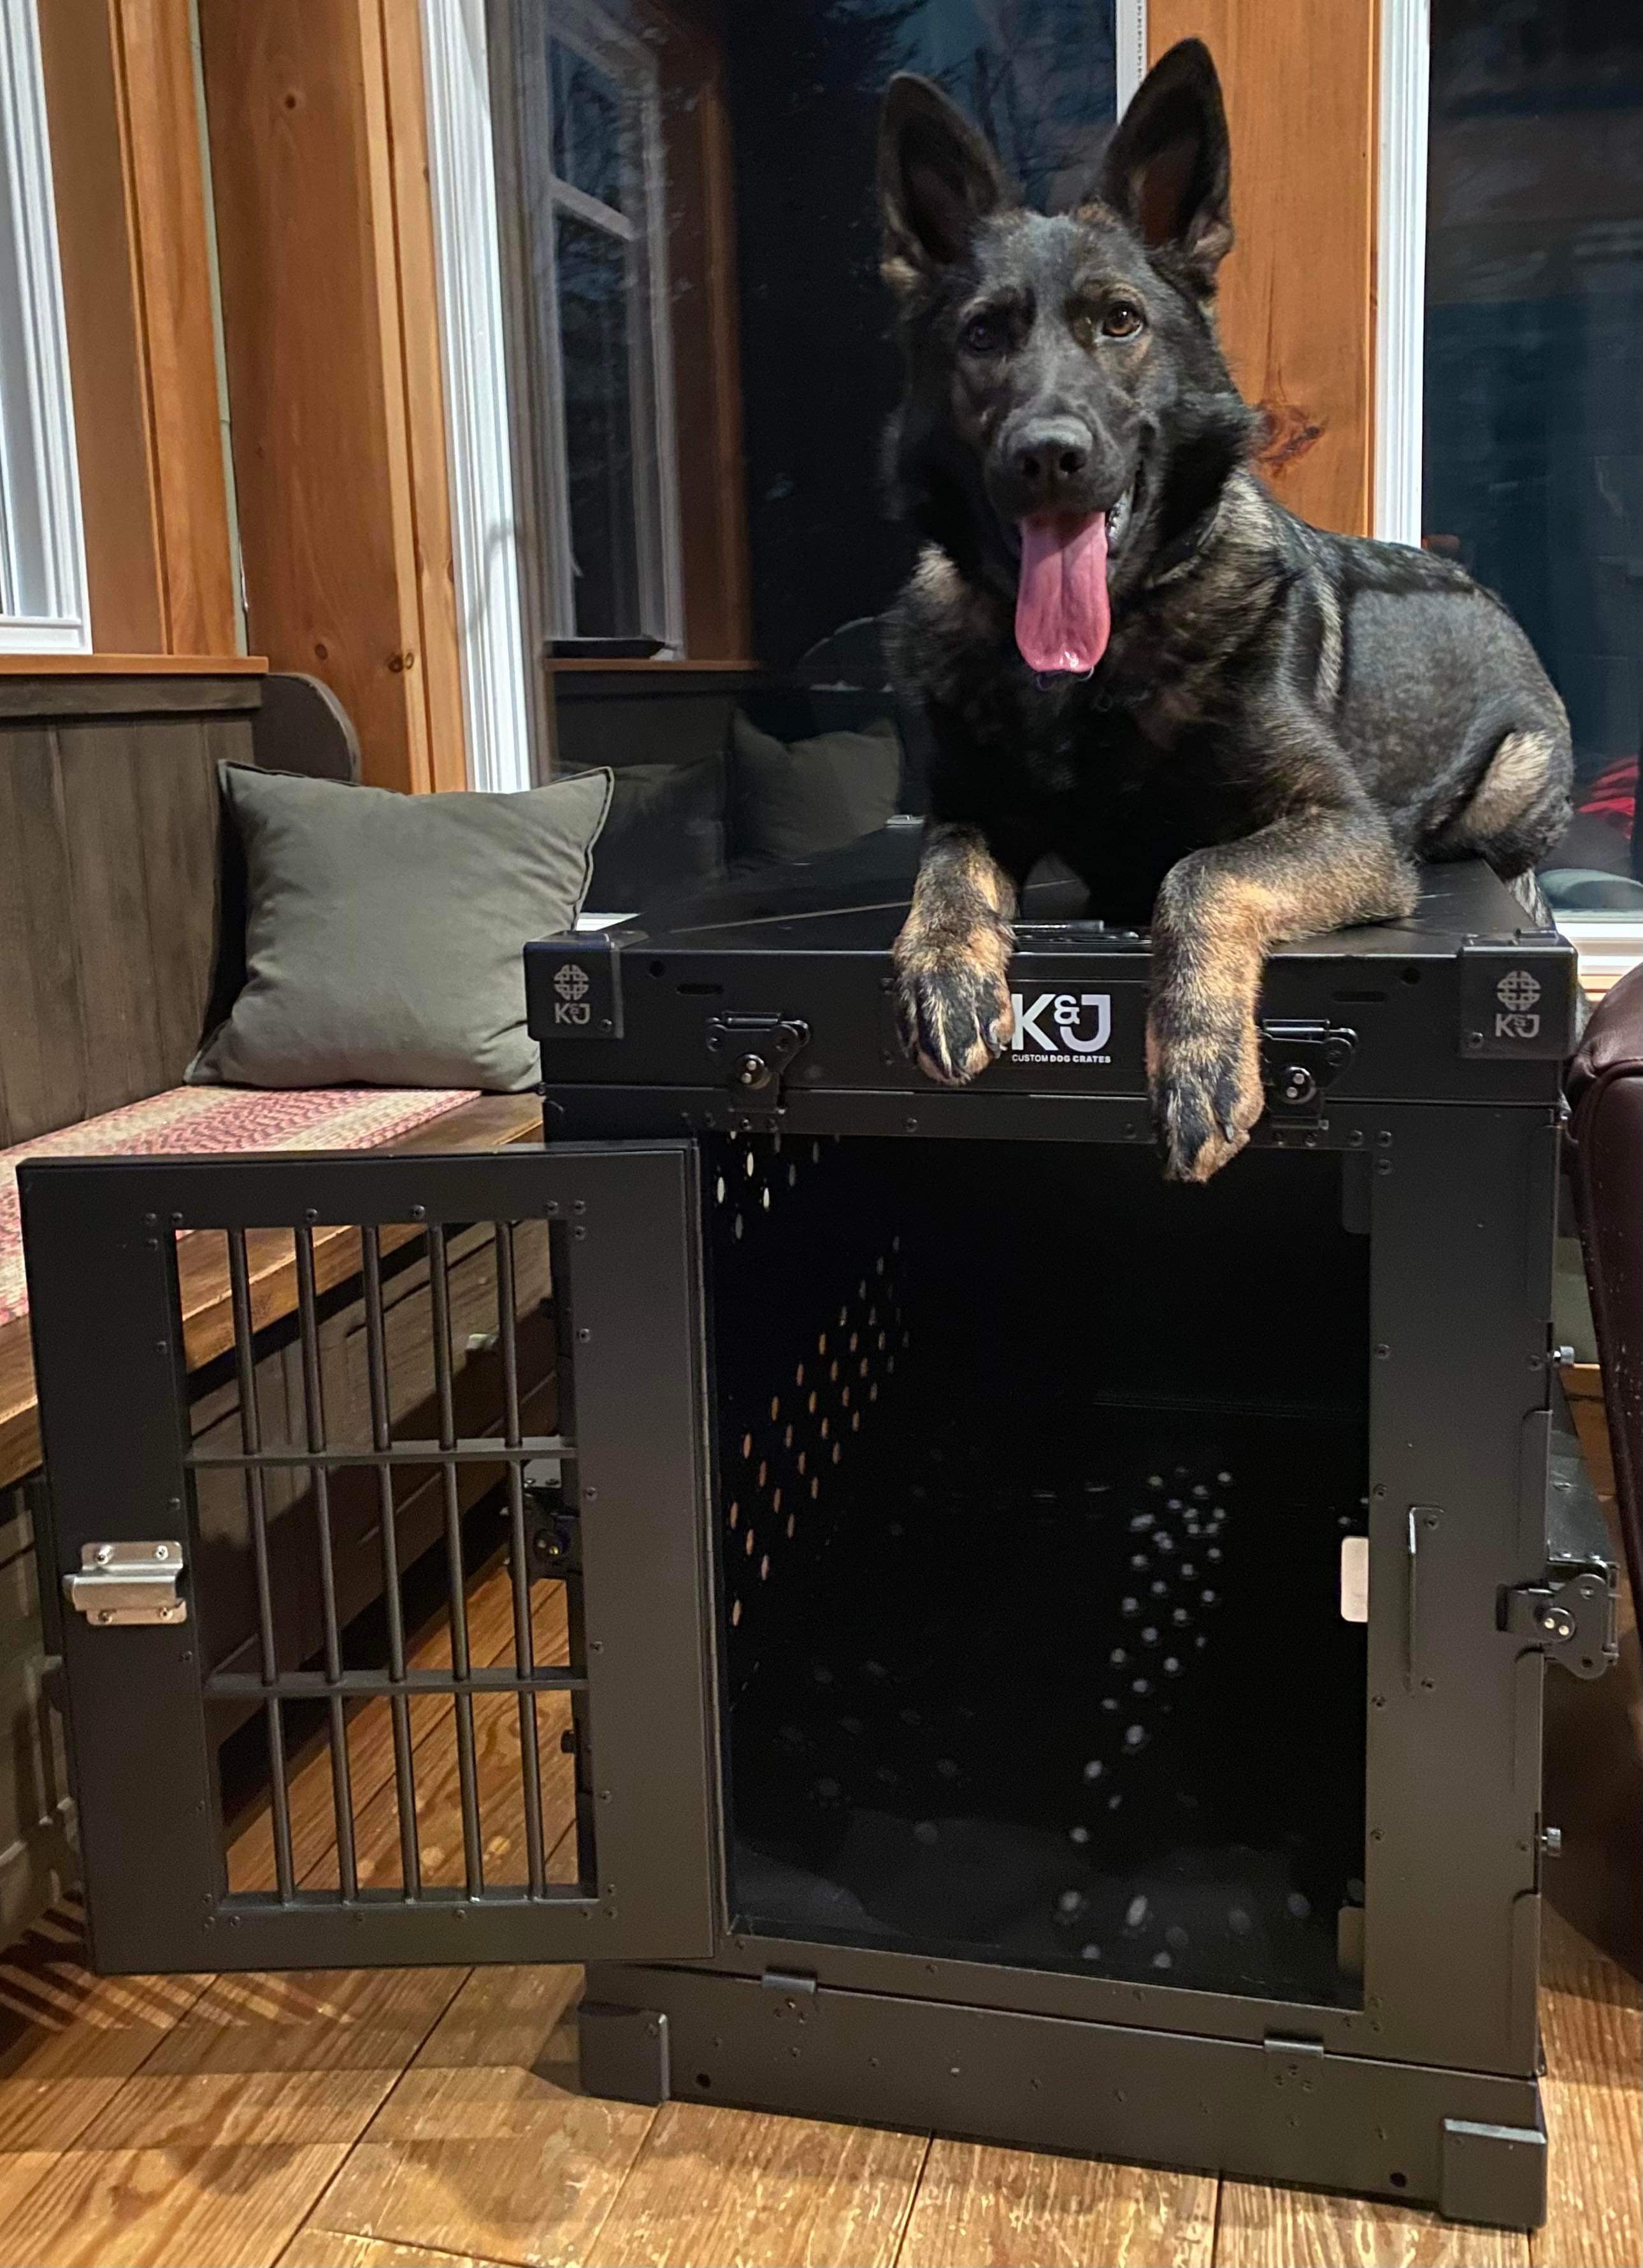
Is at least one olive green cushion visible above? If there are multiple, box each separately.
[190,764,612,1092]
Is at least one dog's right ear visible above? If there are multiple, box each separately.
[879,75,1007,292]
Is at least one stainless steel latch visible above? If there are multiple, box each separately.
[63,1541,187,1627]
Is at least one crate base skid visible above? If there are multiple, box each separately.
[583,1965,1547,2229]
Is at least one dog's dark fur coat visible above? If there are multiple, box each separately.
[881,40,1572,1180]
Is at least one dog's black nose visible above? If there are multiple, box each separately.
[1009,419,1092,503]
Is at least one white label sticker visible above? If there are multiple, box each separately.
[1340,1535,1368,1623]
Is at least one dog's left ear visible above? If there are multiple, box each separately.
[880,75,1009,290]
[1098,39,1233,294]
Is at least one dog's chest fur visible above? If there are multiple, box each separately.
[890,504,1293,917]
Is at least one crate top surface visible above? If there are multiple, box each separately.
[559,830,1561,969]
[527,834,1577,1110]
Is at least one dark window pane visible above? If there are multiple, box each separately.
[550,35,628,215]
[556,210,641,638]
[726,0,1118,673]
[1425,2,1643,806]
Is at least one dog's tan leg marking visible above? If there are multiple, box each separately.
[1149,817,1416,1182]
[893,824,1019,1085]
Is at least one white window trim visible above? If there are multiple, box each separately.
[526,0,684,655]
[1116,0,1148,115]
[419,0,534,792]
[0,0,89,653]
[1374,0,1429,546]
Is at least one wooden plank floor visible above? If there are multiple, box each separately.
[1,1555,1636,2268]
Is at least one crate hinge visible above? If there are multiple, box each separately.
[761,1967,817,1995]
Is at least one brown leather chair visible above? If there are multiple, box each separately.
[1566,963,1642,1611]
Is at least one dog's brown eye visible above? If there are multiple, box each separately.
[1102,300,1145,339]
[962,312,1005,354]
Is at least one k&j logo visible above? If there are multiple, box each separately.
[1493,967,1540,1043]
[1010,990,1112,1063]
[552,962,592,1025]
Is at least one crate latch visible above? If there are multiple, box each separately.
[63,1540,187,1627]
[1501,1567,1616,1678]
[705,1015,810,1108]
[1258,1020,1356,1120]
[522,1455,579,1576]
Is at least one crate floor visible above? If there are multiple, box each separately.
[1,1476,1637,2268]
[729,1411,1367,2005]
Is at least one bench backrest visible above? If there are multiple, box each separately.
[0,668,354,1149]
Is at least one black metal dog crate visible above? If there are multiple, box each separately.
[19,849,1619,2230]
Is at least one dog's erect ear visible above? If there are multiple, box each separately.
[879,74,1008,290]
[1098,39,1233,293]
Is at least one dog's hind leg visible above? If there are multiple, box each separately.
[1427,722,1573,880]
[893,820,1027,1085]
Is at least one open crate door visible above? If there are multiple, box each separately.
[20,1143,717,1974]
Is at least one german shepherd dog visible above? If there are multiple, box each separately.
[882,39,1572,1181]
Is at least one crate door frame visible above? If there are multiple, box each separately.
[22,1141,719,1974]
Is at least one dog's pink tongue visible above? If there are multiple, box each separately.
[1015,513,1110,674]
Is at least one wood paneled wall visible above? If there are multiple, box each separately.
[0,671,262,1147]
[1149,0,1380,538]
[196,0,467,794]
[37,0,241,655]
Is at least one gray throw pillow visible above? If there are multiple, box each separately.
[190,764,612,1092]
[729,711,902,864]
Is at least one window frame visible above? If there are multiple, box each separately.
[520,0,684,654]
[0,0,89,653]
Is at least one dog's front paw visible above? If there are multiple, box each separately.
[1147,1010,1264,1183]
[893,930,1014,1086]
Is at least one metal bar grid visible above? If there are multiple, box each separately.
[226,1228,296,1904]
[428,1222,486,1897]
[187,1439,574,1470]
[204,1666,585,1698]
[497,1222,550,1897]
[199,1207,583,1910]
[293,1224,359,1899]
[362,1225,422,1897]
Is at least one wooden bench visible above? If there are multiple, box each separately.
[0,660,547,1943]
